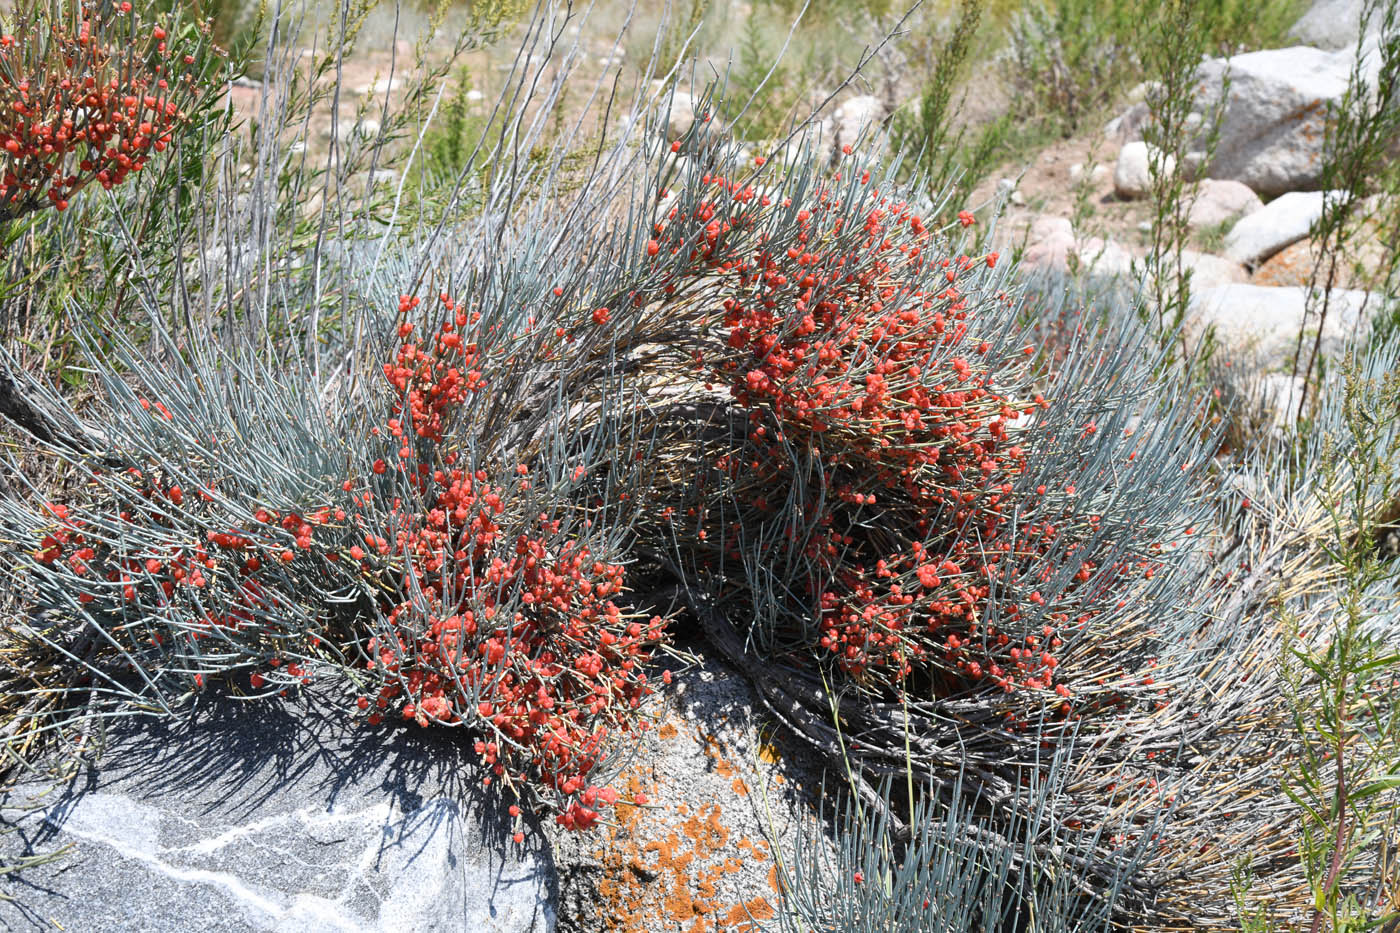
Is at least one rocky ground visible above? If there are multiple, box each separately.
[962,0,1395,434]
[0,657,836,933]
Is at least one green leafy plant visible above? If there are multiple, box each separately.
[1136,0,1228,361]
[1004,0,1137,136]
[1234,339,1400,932]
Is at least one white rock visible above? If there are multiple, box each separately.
[353,77,400,97]
[1194,45,1380,196]
[1182,149,1208,179]
[832,95,883,152]
[1021,228,1136,279]
[1253,373,1308,433]
[1141,251,1248,291]
[1075,236,1135,277]
[1188,179,1263,229]
[1183,250,1249,289]
[1114,141,1174,199]
[1289,0,1382,50]
[1185,284,1381,369]
[995,177,1024,207]
[1223,190,1337,265]
[663,90,698,138]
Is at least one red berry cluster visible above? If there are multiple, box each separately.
[358,294,665,830]
[645,164,1131,703]
[24,294,663,831]
[28,466,331,693]
[0,2,206,221]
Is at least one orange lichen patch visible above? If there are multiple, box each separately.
[1251,238,1313,287]
[757,739,782,765]
[681,804,730,853]
[736,837,771,862]
[593,769,776,932]
[658,722,679,740]
[699,732,737,778]
[724,897,777,926]
[732,777,750,796]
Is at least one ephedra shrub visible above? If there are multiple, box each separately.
[641,150,1210,709]
[0,0,208,224]
[616,149,1222,925]
[0,288,668,837]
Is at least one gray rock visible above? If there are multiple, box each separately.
[1223,190,1337,265]
[1139,250,1248,294]
[663,90,699,138]
[1289,0,1382,50]
[548,657,835,933]
[1105,101,1150,141]
[0,685,555,932]
[1188,179,1264,229]
[1194,45,1379,196]
[1185,283,1382,370]
[1107,44,1382,195]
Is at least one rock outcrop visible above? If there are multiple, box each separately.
[1188,179,1264,230]
[1224,190,1339,266]
[1289,0,1383,51]
[1106,43,1381,197]
[1193,45,1378,197]
[0,684,556,932]
[549,657,835,933]
[1185,283,1383,369]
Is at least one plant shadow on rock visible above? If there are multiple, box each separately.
[0,677,557,932]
